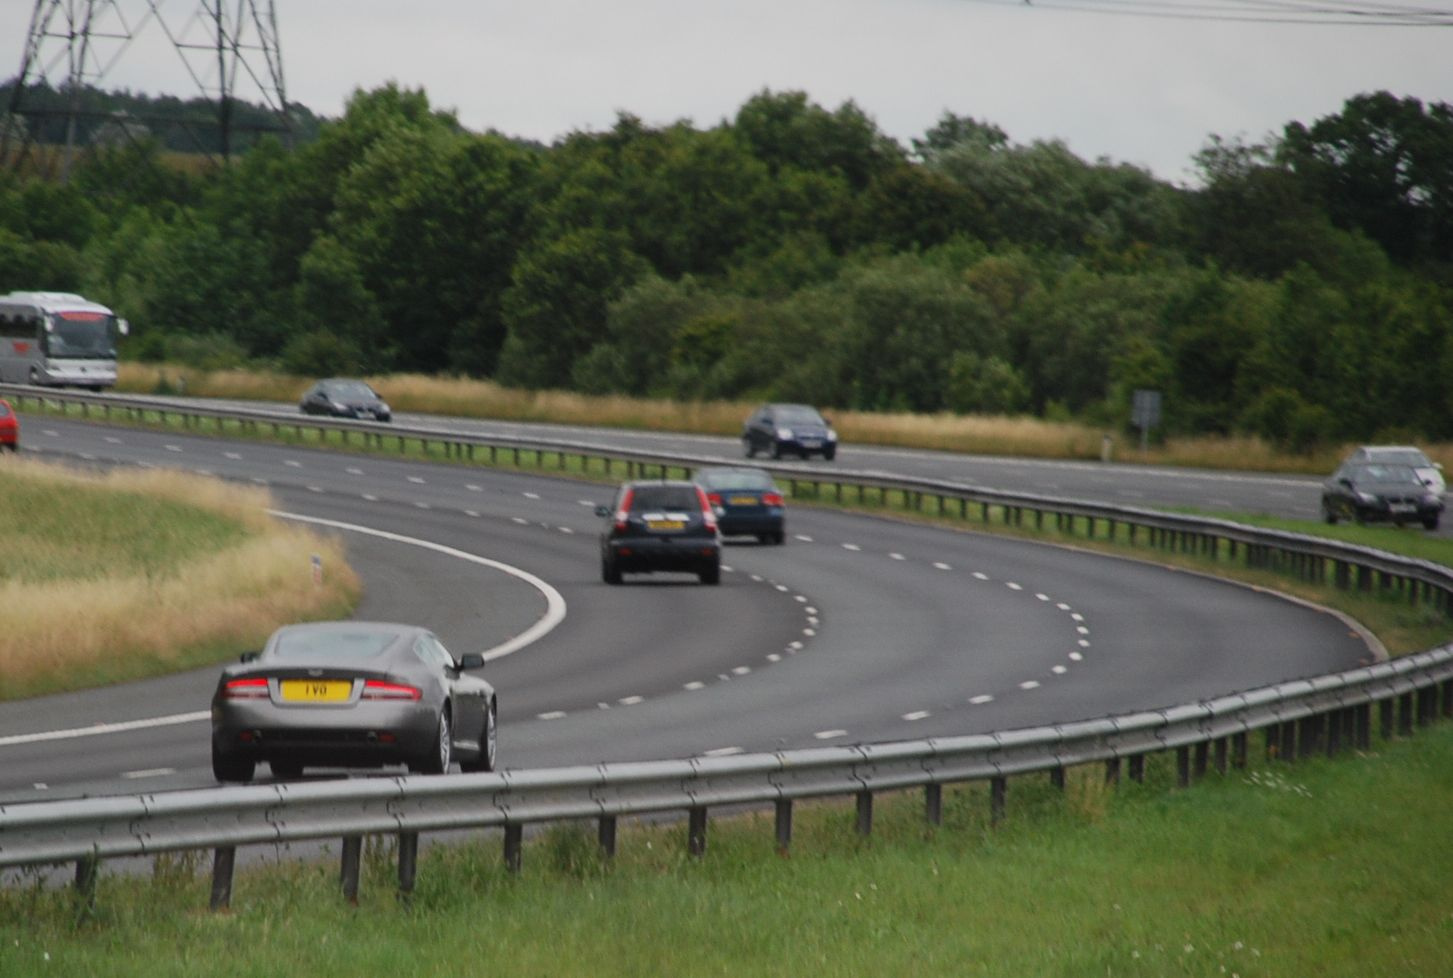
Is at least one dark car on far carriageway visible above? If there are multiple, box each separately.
[596,480,721,585]
[742,403,838,460]
[1321,461,1443,530]
[299,378,392,422]
[695,466,786,544]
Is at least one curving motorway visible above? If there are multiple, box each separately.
[0,412,1373,805]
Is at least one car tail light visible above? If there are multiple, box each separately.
[707,492,724,507]
[696,486,718,531]
[361,680,421,701]
[763,492,784,507]
[222,677,270,699]
[614,488,634,532]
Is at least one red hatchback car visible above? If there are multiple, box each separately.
[0,399,17,452]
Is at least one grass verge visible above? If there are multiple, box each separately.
[3,722,1450,977]
[0,456,361,699]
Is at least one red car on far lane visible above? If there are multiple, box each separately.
[0,399,17,451]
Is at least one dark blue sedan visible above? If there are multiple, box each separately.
[696,466,786,544]
[742,403,838,460]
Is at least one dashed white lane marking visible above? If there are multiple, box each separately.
[465,509,479,517]
[972,572,989,581]
[1069,652,1084,661]
[794,594,807,603]
[803,628,816,637]
[523,492,540,499]
[902,710,931,721]
[969,694,994,705]
[814,729,849,740]
[766,653,782,662]
[842,543,862,551]
[1020,680,1041,690]
[250,477,268,485]
[165,444,183,452]
[702,746,744,758]
[0,712,208,747]
[363,493,378,502]
[774,584,790,592]
[577,499,595,506]
[1036,593,1050,601]
[1077,626,1090,635]
[1006,582,1023,590]
[1058,603,1072,611]
[619,695,644,706]
[559,526,574,534]
[732,666,751,676]
[890,552,905,561]
[414,502,431,509]
[408,476,426,484]
[121,768,175,779]
[467,485,484,492]
[104,436,121,444]
[1071,613,1085,622]
[795,534,813,542]
[538,711,567,721]
[225,452,243,460]
[346,467,364,475]
[32,783,47,790]
[684,681,706,691]
[934,562,951,570]
[1078,639,1091,648]
[284,460,301,467]
[511,517,529,525]
[1052,665,1068,675]
[307,485,324,493]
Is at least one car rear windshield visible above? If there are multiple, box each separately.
[273,629,397,660]
[700,470,773,490]
[629,485,700,511]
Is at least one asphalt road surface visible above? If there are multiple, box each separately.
[0,414,1373,804]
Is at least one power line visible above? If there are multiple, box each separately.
[959,0,1453,25]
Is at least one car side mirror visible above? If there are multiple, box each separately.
[240,651,260,663]
[458,652,485,671]
[594,504,611,517]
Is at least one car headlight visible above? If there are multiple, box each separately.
[826,429,838,441]
[1356,492,1379,505]
[331,401,348,412]
[378,402,390,413]
[776,428,794,440]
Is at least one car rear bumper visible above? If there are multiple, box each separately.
[212,701,437,766]
[606,537,720,573]
[718,512,784,536]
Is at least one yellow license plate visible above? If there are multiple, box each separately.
[647,519,686,531]
[280,679,352,702]
[729,495,758,506]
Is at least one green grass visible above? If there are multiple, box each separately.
[0,474,249,585]
[4,723,1451,977]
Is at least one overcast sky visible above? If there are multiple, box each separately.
[4,0,1450,184]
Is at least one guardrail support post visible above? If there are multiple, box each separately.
[1327,710,1343,757]
[398,832,419,902]
[924,784,942,825]
[1193,742,1209,780]
[1380,699,1395,740]
[856,791,873,836]
[74,853,98,920]
[1049,766,1065,791]
[688,807,708,857]
[209,847,236,911]
[504,824,523,874]
[1399,693,1415,736]
[1213,737,1228,774]
[990,776,1007,826]
[775,800,793,854]
[1128,755,1145,783]
[340,836,362,904]
[1104,757,1120,785]
[1176,747,1190,787]
[598,816,617,858]
[1232,731,1248,769]
[1442,678,1453,719]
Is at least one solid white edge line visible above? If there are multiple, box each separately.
[270,509,567,663]
[0,711,211,747]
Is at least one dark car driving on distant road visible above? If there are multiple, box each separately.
[742,403,837,460]
[596,480,721,584]
[0,398,17,451]
[695,466,786,544]
[299,378,392,422]
[1321,461,1443,530]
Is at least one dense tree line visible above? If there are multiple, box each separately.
[1,84,1450,448]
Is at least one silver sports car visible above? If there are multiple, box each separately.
[210,621,497,782]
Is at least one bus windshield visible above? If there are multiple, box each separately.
[44,311,118,359]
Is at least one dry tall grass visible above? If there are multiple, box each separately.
[117,362,1444,475]
[0,457,360,698]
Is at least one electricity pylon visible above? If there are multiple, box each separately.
[2,0,289,177]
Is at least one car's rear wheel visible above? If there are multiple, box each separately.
[1424,515,1441,531]
[270,760,303,779]
[413,709,452,775]
[602,553,622,585]
[823,447,837,461]
[744,438,756,458]
[212,748,255,783]
[1323,505,1338,524]
[773,530,786,545]
[771,442,783,460]
[699,562,721,585]
[461,698,498,773]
